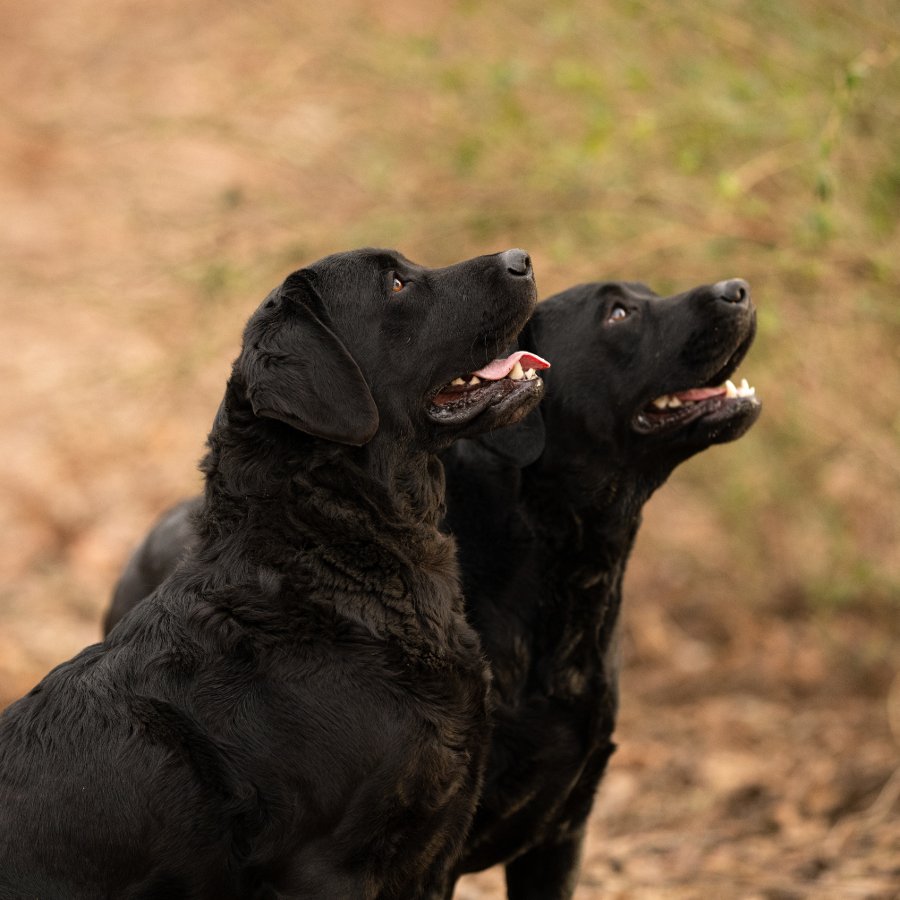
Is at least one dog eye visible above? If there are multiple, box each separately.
[391,275,405,293]
[608,304,629,322]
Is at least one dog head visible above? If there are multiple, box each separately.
[232,248,547,452]
[494,278,760,479]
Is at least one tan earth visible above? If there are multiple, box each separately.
[1,2,898,898]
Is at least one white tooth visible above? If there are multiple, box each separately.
[652,396,670,409]
[524,368,536,380]
[725,379,738,398]
[668,396,683,408]
[469,376,481,386]
[740,378,750,392]
[509,361,525,381]
[451,377,466,386]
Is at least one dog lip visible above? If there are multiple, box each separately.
[703,327,756,391]
[691,320,757,394]
[631,391,760,435]
[428,349,549,407]
[425,376,543,425]
[634,372,759,434]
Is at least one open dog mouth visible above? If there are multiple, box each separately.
[632,317,761,437]
[427,350,550,423]
[633,373,759,434]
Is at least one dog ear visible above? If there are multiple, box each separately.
[241,272,379,446]
[474,405,546,467]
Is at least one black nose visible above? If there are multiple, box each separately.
[500,248,532,278]
[713,278,750,304]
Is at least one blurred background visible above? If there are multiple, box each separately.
[1,0,897,896]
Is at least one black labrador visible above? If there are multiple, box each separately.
[0,248,545,900]
[441,277,759,897]
[102,277,759,898]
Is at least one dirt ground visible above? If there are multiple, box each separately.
[0,2,898,897]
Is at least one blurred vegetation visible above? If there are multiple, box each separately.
[1,3,898,893]
[1,0,898,678]
[184,0,900,614]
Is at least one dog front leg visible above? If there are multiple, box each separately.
[503,832,585,900]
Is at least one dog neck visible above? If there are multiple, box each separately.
[173,388,470,656]
[493,437,665,694]
[521,458,643,655]
[196,387,454,578]
[526,428,662,556]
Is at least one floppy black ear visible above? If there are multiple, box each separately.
[240,272,379,446]
[474,405,546,467]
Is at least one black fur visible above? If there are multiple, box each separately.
[442,278,759,897]
[102,277,759,898]
[0,248,543,899]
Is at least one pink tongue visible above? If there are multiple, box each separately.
[472,351,551,381]
[675,386,726,402]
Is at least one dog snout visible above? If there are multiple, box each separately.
[500,249,533,279]
[712,278,750,305]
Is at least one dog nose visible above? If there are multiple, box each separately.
[500,249,533,278]
[713,278,750,304]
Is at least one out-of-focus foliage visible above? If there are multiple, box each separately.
[1,2,898,895]
[2,0,897,686]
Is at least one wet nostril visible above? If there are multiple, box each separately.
[501,248,532,278]
[713,278,750,304]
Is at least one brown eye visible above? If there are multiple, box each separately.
[608,304,629,322]
[392,276,405,293]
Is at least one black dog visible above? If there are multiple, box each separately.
[0,248,545,899]
[441,278,760,897]
[103,277,759,898]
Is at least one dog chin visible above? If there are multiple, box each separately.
[694,398,762,446]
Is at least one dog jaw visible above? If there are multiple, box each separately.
[426,350,549,429]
